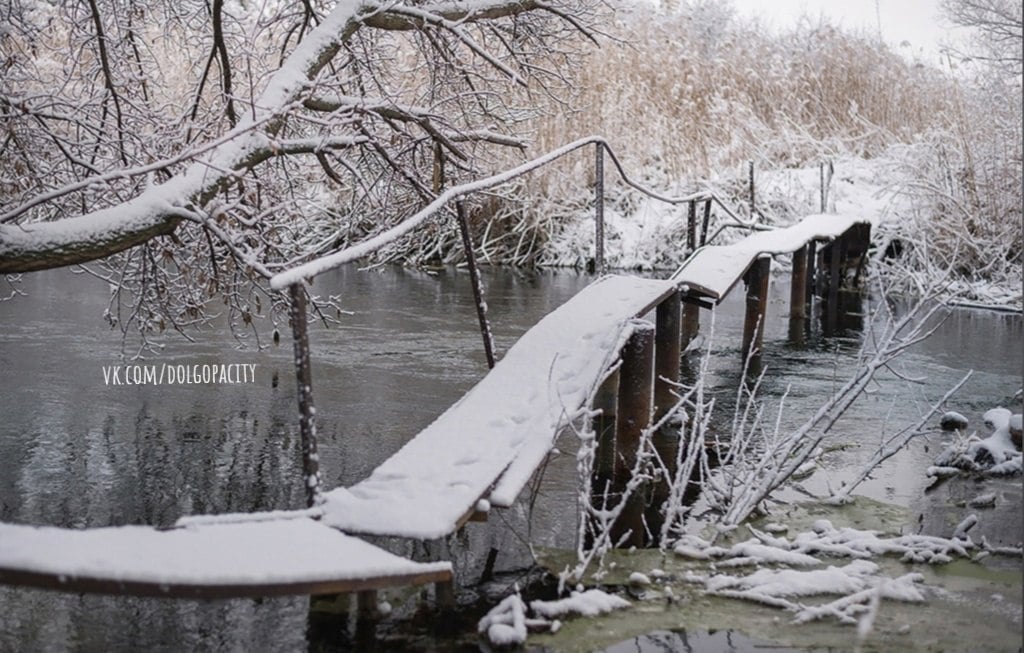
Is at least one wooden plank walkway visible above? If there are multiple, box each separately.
[671,213,867,302]
[319,275,677,539]
[0,518,451,598]
[0,212,870,600]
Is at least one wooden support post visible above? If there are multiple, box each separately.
[357,590,378,619]
[654,292,682,421]
[815,243,827,298]
[288,284,322,508]
[595,143,605,275]
[805,240,817,305]
[700,199,712,246]
[588,370,618,549]
[686,200,696,251]
[681,296,701,352]
[435,579,455,611]
[648,294,681,542]
[354,592,377,648]
[823,237,843,336]
[741,257,770,365]
[790,246,808,321]
[851,223,872,288]
[649,295,680,542]
[612,323,655,548]
[829,237,843,297]
[789,246,808,345]
[456,201,496,369]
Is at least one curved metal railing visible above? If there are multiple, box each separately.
[269,136,764,289]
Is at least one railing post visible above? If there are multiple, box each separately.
[700,199,712,247]
[612,322,655,548]
[288,283,322,508]
[456,201,496,369]
[820,162,826,213]
[741,257,770,366]
[594,143,605,275]
[686,200,696,252]
[748,159,755,220]
[820,160,833,213]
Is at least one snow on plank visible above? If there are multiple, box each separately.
[0,519,450,599]
[672,213,867,301]
[320,275,677,538]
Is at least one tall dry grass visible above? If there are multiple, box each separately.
[461,1,1020,302]
[524,4,959,188]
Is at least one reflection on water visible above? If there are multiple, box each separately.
[0,265,1020,651]
[600,629,796,653]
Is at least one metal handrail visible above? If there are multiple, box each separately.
[269,136,761,289]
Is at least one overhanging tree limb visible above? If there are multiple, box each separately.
[1,0,552,274]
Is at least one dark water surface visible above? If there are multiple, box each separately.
[0,265,1020,651]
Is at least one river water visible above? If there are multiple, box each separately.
[0,265,1020,651]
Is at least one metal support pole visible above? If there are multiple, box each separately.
[741,257,770,365]
[654,292,682,421]
[700,199,712,246]
[288,283,322,508]
[594,143,605,275]
[686,200,696,252]
[820,160,833,213]
[612,323,655,548]
[820,162,826,213]
[748,160,755,220]
[456,201,496,369]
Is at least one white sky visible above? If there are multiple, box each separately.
[729,0,958,62]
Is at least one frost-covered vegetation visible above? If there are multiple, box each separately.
[428,1,1023,307]
[3,0,1019,343]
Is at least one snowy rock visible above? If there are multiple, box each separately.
[672,534,713,559]
[811,519,833,534]
[1009,414,1022,449]
[939,411,969,431]
[953,514,978,540]
[628,572,651,588]
[707,559,878,597]
[530,589,631,619]
[478,594,528,646]
[932,407,1023,473]
[718,541,821,567]
[967,492,996,508]
[983,407,1012,431]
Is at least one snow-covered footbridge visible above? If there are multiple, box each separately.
[0,209,869,606]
